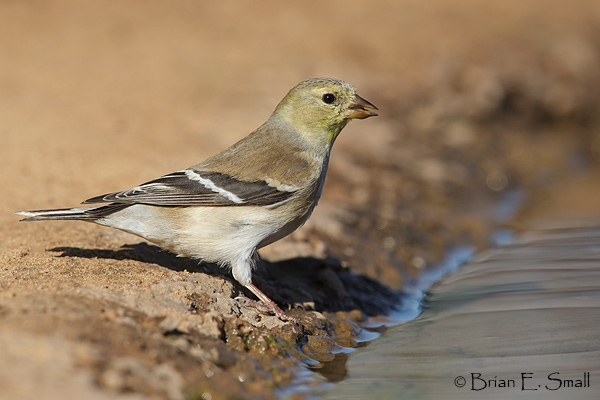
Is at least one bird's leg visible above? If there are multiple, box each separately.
[243,282,298,322]
[232,252,297,322]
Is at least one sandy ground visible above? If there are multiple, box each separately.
[2,1,600,399]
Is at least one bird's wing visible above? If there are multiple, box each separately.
[82,169,298,206]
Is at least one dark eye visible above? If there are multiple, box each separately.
[322,93,336,104]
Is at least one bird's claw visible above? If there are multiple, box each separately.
[236,296,299,323]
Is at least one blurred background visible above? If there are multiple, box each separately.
[1,1,600,398]
[0,0,600,286]
[3,0,600,285]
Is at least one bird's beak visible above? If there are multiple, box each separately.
[346,94,379,119]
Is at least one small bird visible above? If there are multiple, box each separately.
[17,77,378,320]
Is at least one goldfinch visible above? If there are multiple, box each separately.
[17,77,378,320]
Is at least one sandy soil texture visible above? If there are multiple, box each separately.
[2,1,600,399]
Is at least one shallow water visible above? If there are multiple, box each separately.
[311,224,600,399]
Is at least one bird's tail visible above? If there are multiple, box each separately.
[16,203,129,222]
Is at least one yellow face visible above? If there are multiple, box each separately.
[275,78,378,145]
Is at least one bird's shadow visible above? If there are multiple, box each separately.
[49,242,402,316]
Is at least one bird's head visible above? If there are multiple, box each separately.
[273,78,378,148]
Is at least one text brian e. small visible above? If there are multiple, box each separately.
[470,372,590,391]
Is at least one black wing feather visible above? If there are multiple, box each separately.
[82,170,295,206]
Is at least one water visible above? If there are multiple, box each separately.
[311,224,600,399]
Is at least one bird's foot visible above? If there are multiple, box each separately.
[237,296,298,322]
[239,282,299,322]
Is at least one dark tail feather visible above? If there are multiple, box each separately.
[16,203,130,222]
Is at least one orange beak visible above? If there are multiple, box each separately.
[346,94,378,119]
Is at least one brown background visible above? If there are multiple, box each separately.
[2,1,600,399]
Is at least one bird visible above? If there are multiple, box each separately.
[16,77,378,321]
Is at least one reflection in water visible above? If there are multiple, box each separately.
[309,352,349,383]
[312,226,600,399]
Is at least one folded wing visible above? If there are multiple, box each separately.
[82,170,297,207]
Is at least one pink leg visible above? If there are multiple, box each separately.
[244,283,298,322]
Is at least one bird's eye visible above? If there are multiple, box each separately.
[322,93,336,104]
